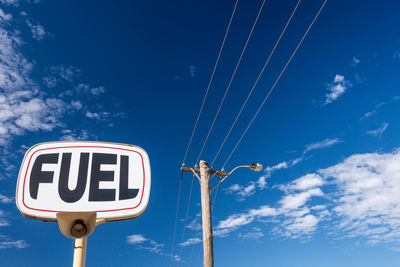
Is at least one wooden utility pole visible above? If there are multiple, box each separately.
[199,160,214,267]
[181,161,262,267]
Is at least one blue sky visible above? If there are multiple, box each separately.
[1,0,400,266]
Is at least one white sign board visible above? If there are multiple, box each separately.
[16,141,151,222]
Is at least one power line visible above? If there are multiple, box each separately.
[169,176,183,267]
[174,1,240,265]
[182,0,239,166]
[211,0,302,167]
[176,174,195,267]
[222,0,328,170]
[187,2,267,264]
[195,0,267,166]
[189,1,328,265]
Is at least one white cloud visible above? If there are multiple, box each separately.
[225,157,305,201]
[216,149,400,245]
[43,65,80,87]
[324,74,351,104]
[0,95,67,144]
[0,0,20,6]
[351,57,360,67]
[0,8,115,159]
[224,182,256,201]
[186,213,202,231]
[304,138,341,153]
[60,129,90,141]
[218,171,326,240]
[393,51,400,59]
[85,111,110,121]
[282,174,324,192]
[126,234,180,261]
[0,240,29,249]
[362,110,376,120]
[0,194,13,204]
[215,205,276,236]
[178,237,201,247]
[189,65,197,77]
[284,214,319,236]
[367,123,388,137]
[238,227,264,240]
[0,9,12,21]
[26,19,47,40]
[126,234,147,245]
[0,220,9,227]
[279,188,324,211]
[318,149,400,245]
[0,210,10,227]
[261,157,303,180]
[0,0,38,6]
[0,13,69,145]
[71,100,83,110]
[257,176,267,190]
[90,86,106,96]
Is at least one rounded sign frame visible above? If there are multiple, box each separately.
[16,141,151,222]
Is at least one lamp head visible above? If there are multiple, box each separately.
[249,163,263,172]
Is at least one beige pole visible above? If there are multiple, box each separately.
[73,237,87,267]
[199,160,214,267]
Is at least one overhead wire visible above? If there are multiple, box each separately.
[187,2,267,265]
[195,0,267,166]
[208,1,302,239]
[173,1,240,265]
[190,1,328,265]
[176,174,195,267]
[169,175,183,267]
[181,0,239,166]
[210,0,302,167]
[221,0,328,170]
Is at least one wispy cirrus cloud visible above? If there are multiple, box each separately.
[0,0,40,6]
[0,240,29,249]
[224,137,338,201]
[215,173,326,240]
[214,206,276,237]
[0,194,13,204]
[319,149,400,247]
[304,138,341,154]
[25,19,47,41]
[224,183,256,201]
[0,7,119,151]
[178,237,201,247]
[126,234,180,262]
[351,57,360,67]
[188,65,197,77]
[216,148,400,247]
[238,227,264,241]
[324,74,351,105]
[393,51,400,59]
[0,210,10,226]
[367,123,388,137]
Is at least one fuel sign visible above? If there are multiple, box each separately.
[16,141,151,222]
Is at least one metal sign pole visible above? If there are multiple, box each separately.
[73,237,87,267]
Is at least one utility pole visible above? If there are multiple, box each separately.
[199,160,214,267]
[181,161,262,267]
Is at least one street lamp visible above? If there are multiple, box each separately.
[180,161,263,267]
[211,163,263,192]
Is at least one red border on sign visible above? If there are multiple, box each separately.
[22,146,146,214]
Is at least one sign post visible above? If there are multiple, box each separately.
[16,141,151,266]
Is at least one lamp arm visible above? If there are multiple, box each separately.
[210,165,250,192]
